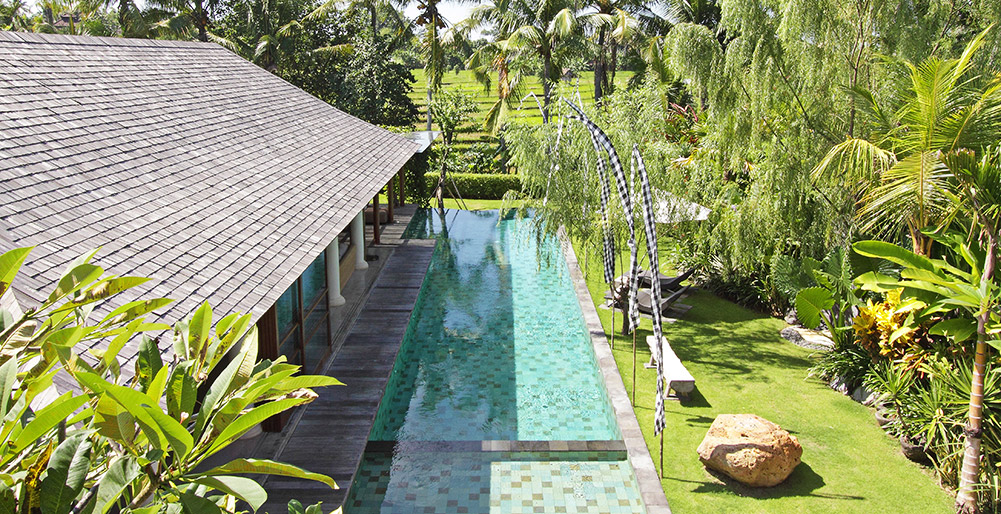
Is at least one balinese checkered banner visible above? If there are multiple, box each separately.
[563,99,639,333]
[592,139,615,285]
[633,144,666,435]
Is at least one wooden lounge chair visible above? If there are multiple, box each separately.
[604,285,691,315]
[638,268,695,292]
[636,285,690,316]
[645,335,696,398]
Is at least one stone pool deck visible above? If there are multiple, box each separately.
[257,206,435,513]
[558,228,674,514]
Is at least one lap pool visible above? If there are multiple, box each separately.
[343,209,647,513]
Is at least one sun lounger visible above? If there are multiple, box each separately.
[604,284,691,314]
[636,285,690,316]
[638,268,695,292]
[645,335,696,398]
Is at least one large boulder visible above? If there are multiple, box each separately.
[696,414,802,487]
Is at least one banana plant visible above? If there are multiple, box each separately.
[853,234,1001,512]
[0,247,342,514]
[791,247,864,348]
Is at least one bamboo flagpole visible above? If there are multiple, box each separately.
[633,144,669,476]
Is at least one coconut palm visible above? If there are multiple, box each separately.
[416,0,446,130]
[468,0,581,122]
[941,146,1001,514]
[2,0,32,30]
[588,0,670,101]
[305,0,409,44]
[813,29,1001,256]
[147,0,218,41]
[822,29,1001,512]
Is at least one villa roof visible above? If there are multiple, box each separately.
[0,31,417,368]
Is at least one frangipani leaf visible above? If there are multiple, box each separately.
[194,458,336,490]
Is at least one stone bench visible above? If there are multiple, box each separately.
[645,335,696,398]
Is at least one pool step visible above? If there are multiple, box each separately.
[365,440,627,453]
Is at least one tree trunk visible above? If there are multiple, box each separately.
[426,87,433,131]
[195,0,208,42]
[436,146,448,210]
[118,0,128,35]
[956,233,997,514]
[370,4,378,42]
[609,42,618,95]
[541,49,552,123]
[909,225,933,256]
[594,27,606,103]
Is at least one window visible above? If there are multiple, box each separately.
[273,252,330,373]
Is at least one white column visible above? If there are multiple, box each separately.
[325,238,346,307]
[351,211,368,270]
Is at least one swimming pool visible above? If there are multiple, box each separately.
[344,209,646,513]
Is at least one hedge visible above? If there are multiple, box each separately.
[424,172,521,200]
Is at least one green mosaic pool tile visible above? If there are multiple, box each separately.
[344,451,646,514]
[370,211,619,442]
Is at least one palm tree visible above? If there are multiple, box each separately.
[812,29,1001,256]
[588,0,669,102]
[416,0,445,130]
[942,146,1001,514]
[469,0,580,122]
[2,0,32,30]
[820,30,1001,513]
[306,0,409,44]
[147,0,217,41]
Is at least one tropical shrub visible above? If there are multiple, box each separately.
[423,172,521,200]
[853,289,937,364]
[0,247,339,514]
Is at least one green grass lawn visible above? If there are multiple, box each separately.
[409,69,634,151]
[572,245,953,513]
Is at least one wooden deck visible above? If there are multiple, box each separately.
[258,207,435,513]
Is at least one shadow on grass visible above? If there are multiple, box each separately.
[666,462,864,501]
[678,388,712,409]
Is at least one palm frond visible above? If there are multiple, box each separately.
[812,138,895,188]
[858,151,953,237]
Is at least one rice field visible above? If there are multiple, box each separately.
[408,69,634,151]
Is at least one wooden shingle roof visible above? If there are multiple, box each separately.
[0,31,417,364]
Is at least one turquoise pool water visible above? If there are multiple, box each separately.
[345,209,645,513]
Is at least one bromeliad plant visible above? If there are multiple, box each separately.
[0,246,341,514]
[853,231,1001,513]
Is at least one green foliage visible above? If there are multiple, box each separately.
[0,247,339,514]
[423,172,521,200]
[783,247,864,369]
[657,0,1001,310]
[813,29,1001,255]
[429,88,478,146]
[341,35,420,127]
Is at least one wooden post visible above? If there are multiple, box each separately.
[660,430,665,478]
[399,170,406,206]
[387,180,395,224]
[258,305,286,432]
[372,190,381,245]
[632,330,637,405]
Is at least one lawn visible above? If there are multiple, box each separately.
[408,69,634,151]
[572,243,954,513]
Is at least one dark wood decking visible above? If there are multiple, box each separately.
[259,237,435,513]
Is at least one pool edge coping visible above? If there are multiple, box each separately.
[557,227,673,514]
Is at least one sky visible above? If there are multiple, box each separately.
[402,1,476,28]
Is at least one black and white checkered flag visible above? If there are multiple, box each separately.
[633,145,666,435]
[564,99,640,332]
[591,138,615,285]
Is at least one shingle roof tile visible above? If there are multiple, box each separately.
[0,31,417,359]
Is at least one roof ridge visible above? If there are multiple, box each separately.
[0,30,217,50]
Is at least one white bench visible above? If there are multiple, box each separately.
[645,335,696,398]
